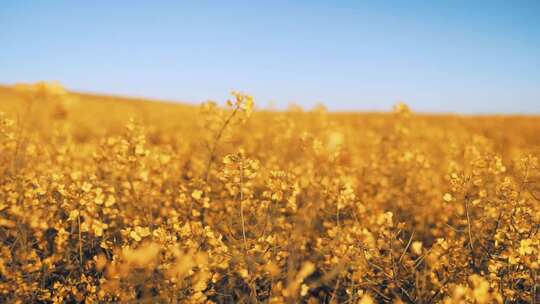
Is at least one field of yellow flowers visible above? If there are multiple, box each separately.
[0,82,539,303]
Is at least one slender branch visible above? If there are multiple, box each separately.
[465,197,477,270]
[398,230,415,265]
[12,95,35,175]
[329,278,341,304]
[336,201,340,229]
[239,157,248,252]
[200,106,240,226]
[204,107,239,182]
[77,214,83,267]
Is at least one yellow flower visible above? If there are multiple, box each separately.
[519,239,535,256]
[129,231,142,242]
[358,294,374,304]
[68,210,80,221]
[411,241,423,255]
[129,227,151,242]
[81,182,92,193]
[443,193,453,202]
[105,195,116,207]
[191,190,203,200]
[94,225,104,237]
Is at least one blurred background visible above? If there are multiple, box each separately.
[0,0,539,113]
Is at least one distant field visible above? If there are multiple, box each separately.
[1,83,539,303]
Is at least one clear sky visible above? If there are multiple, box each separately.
[1,1,539,113]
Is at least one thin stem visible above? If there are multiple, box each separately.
[532,269,537,304]
[465,197,477,271]
[12,95,35,175]
[204,106,239,182]
[239,158,248,252]
[336,202,340,229]
[329,278,341,303]
[200,106,240,226]
[78,214,83,267]
[398,230,415,264]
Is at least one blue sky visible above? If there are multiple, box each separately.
[1,1,539,113]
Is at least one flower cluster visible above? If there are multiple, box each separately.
[0,82,539,303]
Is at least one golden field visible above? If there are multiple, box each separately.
[0,82,539,303]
